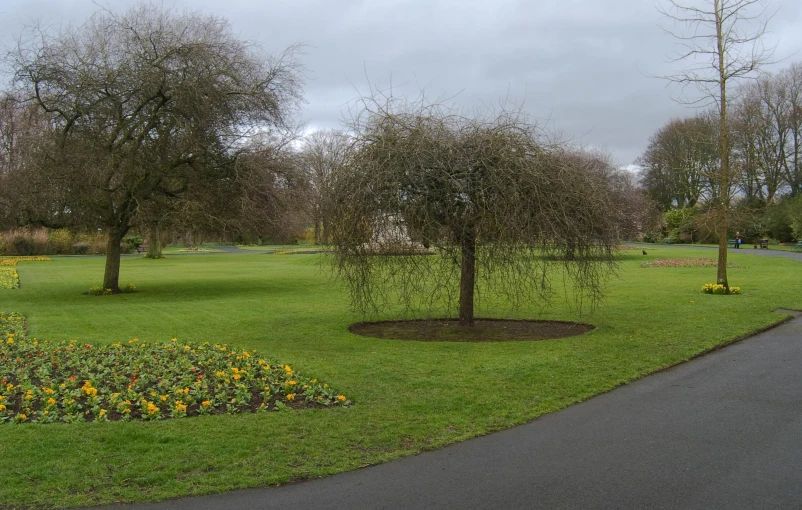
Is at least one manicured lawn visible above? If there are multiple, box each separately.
[1,248,801,508]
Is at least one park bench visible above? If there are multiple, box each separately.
[795,241,802,252]
[759,239,769,249]
[136,240,149,254]
[727,239,737,248]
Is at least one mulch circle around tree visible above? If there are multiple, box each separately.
[349,319,594,342]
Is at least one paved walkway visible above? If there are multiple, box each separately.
[103,248,802,510]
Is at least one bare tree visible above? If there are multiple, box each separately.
[300,130,351,244]
[638,115,717,209]
[328,96,620,327]
[658,0,774,291]
[779,63,802,195]
[0,93,49,228]
[5,3,302,291]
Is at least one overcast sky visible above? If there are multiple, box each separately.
[2,0,801,166]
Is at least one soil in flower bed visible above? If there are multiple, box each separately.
[349,319,594,342]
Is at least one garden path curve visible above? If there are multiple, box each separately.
[99,247,802,510]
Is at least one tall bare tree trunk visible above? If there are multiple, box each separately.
[103,229,124,293]
[715,1,730,292]
[458,229,476,327]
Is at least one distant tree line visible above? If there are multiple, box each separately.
[638,62,802,243]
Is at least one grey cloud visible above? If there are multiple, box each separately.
[2,0,800,166]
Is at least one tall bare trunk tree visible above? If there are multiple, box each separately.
[658,0,774,291]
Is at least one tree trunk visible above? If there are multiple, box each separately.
[102,229,124,293]
[458,229,477,327]
[715,1,730,292]
[314,214,321,245]
[146,227,163,258]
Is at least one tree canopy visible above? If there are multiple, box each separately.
[328,98,622,326]
[4,3,302,290]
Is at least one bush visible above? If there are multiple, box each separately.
[663,208,699,243]
[72,242,90,255]
[11,237,35,256]
[122,236,143,253]
[762,200,796,242]
[46,229,75,255]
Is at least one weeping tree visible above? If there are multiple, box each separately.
[328,98,621,327]
[6,3,302,291]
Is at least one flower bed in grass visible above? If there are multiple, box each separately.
[0,268,18,289]
[0,257,51,266]
[0,312,350,424]
[701,283,741,295]
[640,258,740,268]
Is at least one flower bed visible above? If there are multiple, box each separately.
[0,268,19,289]
[0,257,51,266]
[0,313,350,424]
[640,258,740,268]
[701,283,741,295]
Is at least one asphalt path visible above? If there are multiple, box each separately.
[100,247,802,510]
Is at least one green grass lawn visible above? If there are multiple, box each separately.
[1,248,801,508]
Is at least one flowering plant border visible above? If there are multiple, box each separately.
[0,312,350,424]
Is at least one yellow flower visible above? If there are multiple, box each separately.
[0,404,6,412]
[98,409,107,418]
[201,400,212,407]
[46,398,56,405]
[286,394,295,401]
[81,382,98,397]
[336,395,347,402]
[17,413,27,421]
[232,374,241,380]
[287,380,297,386]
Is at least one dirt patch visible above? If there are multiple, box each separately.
[349,318,594,342]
